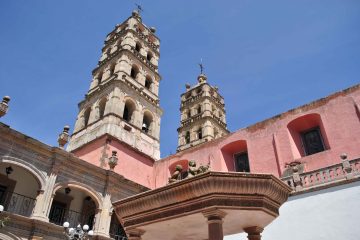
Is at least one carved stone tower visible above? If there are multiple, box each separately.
[177,73,229,152]
[67,9,162,176]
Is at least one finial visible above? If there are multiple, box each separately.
[58,125,70,149]
[340,153,347,160]
[150,27,156,33]
[108,151,118,170]
[185,83,191,90]
[0,96,11,118]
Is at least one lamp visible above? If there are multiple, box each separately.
[0,204,10,228]
[63,222,93,239]
[65,187,71,194]
[5,166,13,176]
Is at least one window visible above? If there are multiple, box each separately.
[123,100,135,122]
[145,76,152,90]
[109,64,115,76]
[301,127,325,156]
[287,113,329,158]
[142,112,153,133]
[147,52,153,61]
[234,152,250,172]
[97,72,103,84]
[135,42,141,52]
[185,131,190,144]
[98,98,107,119]
[130,65,139,80]
[197,128,202,140]
[197,105,202,114]
[187,111,191,119]
[84,108,91,127]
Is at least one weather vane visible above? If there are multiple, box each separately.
[135,3,143,14]
[199,58,204,74]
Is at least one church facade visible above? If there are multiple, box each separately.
[0,10,359,240]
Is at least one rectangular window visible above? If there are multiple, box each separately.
[301,127,325,156]
[234,152,250,172]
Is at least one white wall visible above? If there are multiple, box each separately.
[225,181,360,240]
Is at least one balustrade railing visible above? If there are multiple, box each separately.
[1,192,36,217]
[282,158,360,192]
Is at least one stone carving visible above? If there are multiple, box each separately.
[0,96,10,118]
[169,165,183,183]
[169,161,210,183]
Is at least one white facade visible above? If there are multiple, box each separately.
[226,181,360,240]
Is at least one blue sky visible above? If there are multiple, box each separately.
[0,0,359,157]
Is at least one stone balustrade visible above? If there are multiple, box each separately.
[282,157,360,192]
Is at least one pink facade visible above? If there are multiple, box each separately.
[73,135,155,188]
[154,84,360,188]
[73,84,360,189]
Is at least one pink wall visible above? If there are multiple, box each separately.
[72,135,155,188]
[154,85,360,188]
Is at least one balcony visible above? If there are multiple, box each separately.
[1,192,35,217]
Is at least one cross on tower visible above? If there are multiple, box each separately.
[135,3,143,14]
[199,59,204,74]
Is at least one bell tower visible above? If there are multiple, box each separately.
[67,10,162,187]
[177,72,229,152]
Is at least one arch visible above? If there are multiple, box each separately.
[197,128,203,140]
[146,51,153,62]
[52,181,103,209]
[130,65,140,80]
[123,98,136,122]
[142,110,154,133]
[185,131,191,144]
[287,113,329,158]
[109,63,116,76]
[221,140,248,171]
[98,98,107,119]
[83,107,91,127]
[0,156,46,191]
[97,71,104,85]
[135,42,142,52]
[145,75,153,90]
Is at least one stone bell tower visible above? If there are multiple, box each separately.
[177,71,229,152]
[67,10,162,186]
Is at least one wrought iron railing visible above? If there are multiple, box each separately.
[49,207,95,229]
[1,192,36,217]
[282,158,360,192]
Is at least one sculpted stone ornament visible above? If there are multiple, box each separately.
[0,96,10,118]
[169,161,210,184]
[188,160,197,178]
[108,151,119,170]
[169,165,183,183]
[58,125,70,149]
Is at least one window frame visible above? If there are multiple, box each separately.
[300,126,326,156]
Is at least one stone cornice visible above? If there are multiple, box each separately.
[83,74,162,109]
[181,95,225,111]
[177,115,229,132]
[0,122,147,195]
[114,172,291,227]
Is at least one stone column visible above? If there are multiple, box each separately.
[93,194,113,238]
[244,226,264,240]
[31,173,57,222]
[203,209,226,240]
[127,228,145,240]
